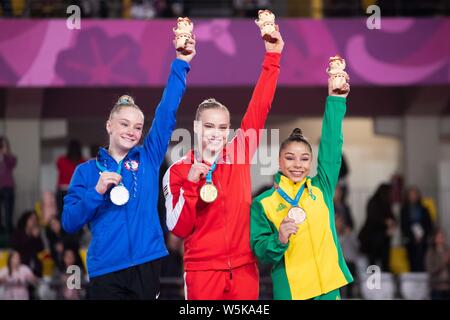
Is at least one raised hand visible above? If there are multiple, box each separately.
[187,161,211,183]
[264,27,284,54]
[328,74,350,98]
[175,38,196,63]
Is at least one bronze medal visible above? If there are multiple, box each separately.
[288,206,306,224]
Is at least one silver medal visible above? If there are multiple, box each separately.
[110,185,129,206]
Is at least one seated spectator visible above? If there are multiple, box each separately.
[10,210,45,278]
[426,228,450,300]
[57,248,85,300]
[0,250,38,300]
[45,217,83,273]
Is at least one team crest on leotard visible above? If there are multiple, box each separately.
[124,160,139,171]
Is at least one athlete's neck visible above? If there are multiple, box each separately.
[108,145,128,163]
[200,150,219,165]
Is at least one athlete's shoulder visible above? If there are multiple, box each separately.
[74,159,96,173]
[165,155,192,179]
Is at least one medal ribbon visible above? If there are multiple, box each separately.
[277,183,305,207]
[205,161,218,184]
[96,159,125,187]
[96,159,123,175]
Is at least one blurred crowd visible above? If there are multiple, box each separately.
[1,137,449,300]
[333,160,450,300]
[1,137,88,299]
[0,0,449,18]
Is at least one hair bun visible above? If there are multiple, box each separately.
[117,95,135,106]
[290,128,303,139]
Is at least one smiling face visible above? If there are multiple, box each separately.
[107,106,144,153]
[195,108,230,158]
[279,141,312,183]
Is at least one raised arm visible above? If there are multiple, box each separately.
[144,39,195,167]
[313,77,349,197]
[237,30,283,159]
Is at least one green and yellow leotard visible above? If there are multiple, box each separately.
[250,96,353,300]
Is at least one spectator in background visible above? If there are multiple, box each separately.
[156,0,186,17]
[57,248,85,300]
[130,0,156,19]
[401,186,433,272]
[10,210,44,278]
[0,136,17,235]
[337,154,349,200]
[0,250,38,300]
[75,0,101,18]
[0,0,12,16]
[358,183,396,271]
[334,183,357,298]
[56,140,85,216]
[45,217,84,273]
[426,228,450,300]
[39,191,58,227]
[334,184,354,231]
[335,213,358,299]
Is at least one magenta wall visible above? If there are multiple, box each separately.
[0,18,449,87]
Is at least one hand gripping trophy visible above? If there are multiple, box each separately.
[254,9,278,43]
[326,55,350,95]
[173,17,194,55]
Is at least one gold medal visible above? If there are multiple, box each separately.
[200,183,218,203]
[288,206,306,224]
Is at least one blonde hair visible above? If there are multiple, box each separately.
[109,95,144,120]
[195,98,230,121]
